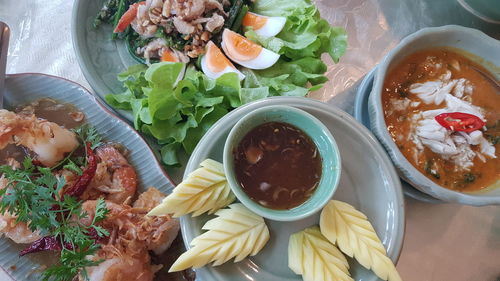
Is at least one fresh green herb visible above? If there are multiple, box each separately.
[94,0,120,28]
[43,243,103,281]
[485,134,500,145]
[112,0,128,39]
[225,0,244,30]
[0,158,109,281]
[424,160,440,179]
[231,5,249,32]
[463,173,476,183]
[73,125,103,150]
[63,160,83,176]
[487,120,500,130]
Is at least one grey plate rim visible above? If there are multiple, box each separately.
[71,0,135,120]
[180,96,405,281]
[354,67,443,204]
[0,72,179,280]
[5,72,174,184]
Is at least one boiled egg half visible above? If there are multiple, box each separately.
[201,41,245,81]
[221,29,280,70]
[242,12,286,38]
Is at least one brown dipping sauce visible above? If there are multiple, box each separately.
[233,122,322,210]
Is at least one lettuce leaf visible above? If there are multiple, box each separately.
[105,0,347,166]
[242,57,327,97]
[248,0,347,63]
[106,63,249,166]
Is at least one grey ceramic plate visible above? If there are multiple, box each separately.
[353,67,442,204]
[180,97,405,281]
[0,73,177,280]
[72,0,137,120]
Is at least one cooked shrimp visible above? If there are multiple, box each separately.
[84,247,157,281]
[0,211,41,244]
[83,145,137,204]
[0,173,41,244]
[81,193,180,255]
[133,188,180,254]
[0,110,78,167]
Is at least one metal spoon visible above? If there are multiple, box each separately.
[0,22,10,109]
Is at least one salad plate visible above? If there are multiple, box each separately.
[180,97,405,281]
[72,0,137,118]
[72,0,347,169]
[354,67,442,204]
[0,73,184,280]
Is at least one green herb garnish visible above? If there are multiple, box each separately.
[463,173,476,183]
[424,160,440,179]
[0,125,109,281]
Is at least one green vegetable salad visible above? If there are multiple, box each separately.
[105,0,347,166]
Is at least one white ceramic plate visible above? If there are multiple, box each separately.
[180,97,405,281]
[0,73,183,280]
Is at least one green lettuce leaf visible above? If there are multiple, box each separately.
[242,57,327,97]
[105,62,242,166]
[247,0,347,63]
[104,0,348,167]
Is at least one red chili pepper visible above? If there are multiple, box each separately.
[87,227,108,244]
[434,112,485,133]
[113,1,145,33]
[19,236,73,256]
[64,142,98,198]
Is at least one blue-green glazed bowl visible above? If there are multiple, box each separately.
[223,105,341,221]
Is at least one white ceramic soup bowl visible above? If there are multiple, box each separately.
[368,25,500,206]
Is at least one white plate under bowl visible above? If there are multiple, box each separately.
[0,73,179,280]
[180,97,405,281]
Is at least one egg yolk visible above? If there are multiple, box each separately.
[207,41,234,72]
[160,49,178,62]
[242,12,268,30]
[223,29,262,61]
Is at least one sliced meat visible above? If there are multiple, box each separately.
[173,16,195,34]
[205,14,224,32]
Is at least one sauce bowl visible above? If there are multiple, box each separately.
[223,105,341,221]
[368,25,500,206]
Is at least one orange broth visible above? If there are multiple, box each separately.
[382,48,500,192]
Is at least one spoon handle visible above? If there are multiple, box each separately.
[0,22,10,109]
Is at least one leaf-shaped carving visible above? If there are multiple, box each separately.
[320,200,402,281]
[148,159,235,217]
[169,203,270,272]
[288,226,353,281]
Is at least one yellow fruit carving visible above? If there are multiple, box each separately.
[320,200,402,281]
[169,203,270,272]
[288,226,353,281]
[148,159,235,217]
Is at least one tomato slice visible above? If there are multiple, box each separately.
[434,112,485,133]
[113,1,145,33]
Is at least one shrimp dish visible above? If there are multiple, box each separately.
[0,99,182,281]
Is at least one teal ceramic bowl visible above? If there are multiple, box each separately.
[223,105,341,221]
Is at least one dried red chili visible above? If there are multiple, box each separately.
[87,227,108,244]
[19,236,73,256]
[435,112,485,133]
[64,142,98,198]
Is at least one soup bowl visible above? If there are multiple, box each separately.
[223,105,341,221]
[368,25,500,206]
